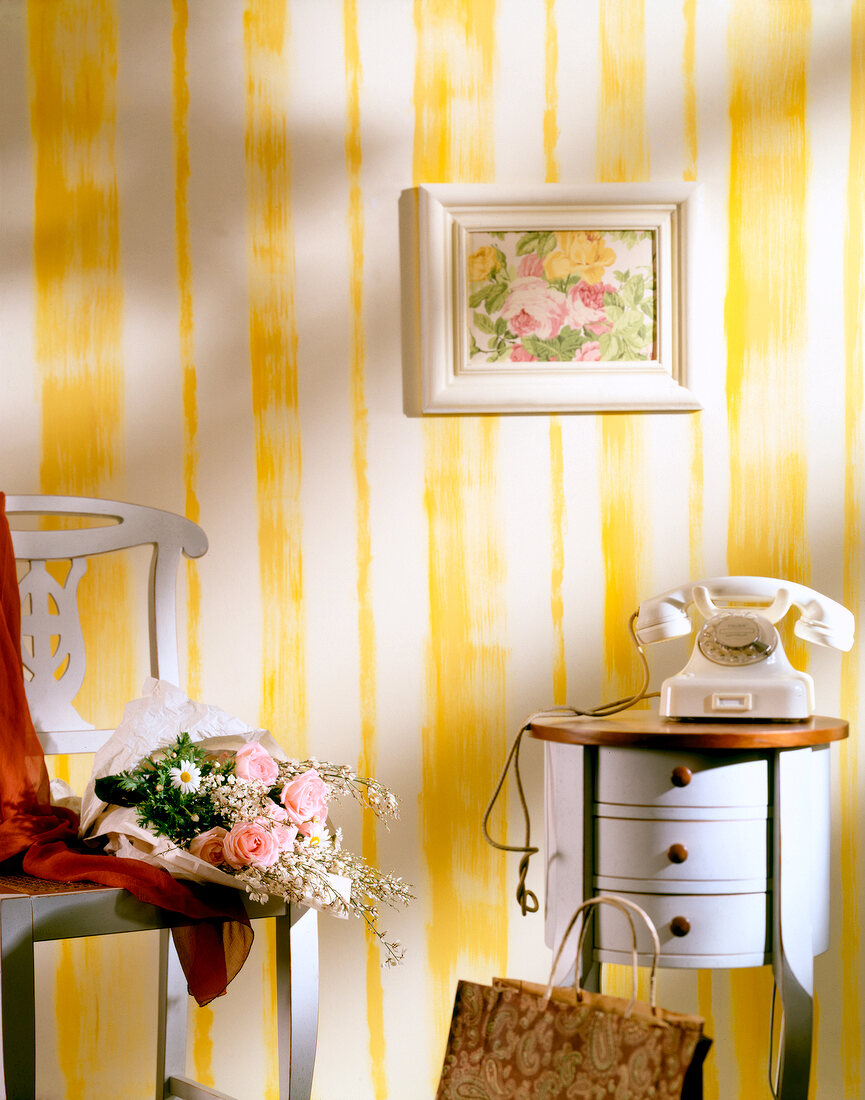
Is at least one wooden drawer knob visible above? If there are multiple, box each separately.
[670,916,691,937]
[671,765,693,787]
[667,843,688,864]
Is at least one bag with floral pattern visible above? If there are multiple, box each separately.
[435,895,711,1100]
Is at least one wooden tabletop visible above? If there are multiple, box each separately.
[528,712,849,750]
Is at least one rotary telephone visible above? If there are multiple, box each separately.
[634,576,855,719]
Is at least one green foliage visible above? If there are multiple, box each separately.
[96,731,232,845]
[516,231,556,258]
[522,326,586,362]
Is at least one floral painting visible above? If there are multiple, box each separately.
[465,228,657,365]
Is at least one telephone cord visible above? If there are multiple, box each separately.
[482,611,658,915]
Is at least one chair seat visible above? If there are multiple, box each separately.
[0,871,108,896]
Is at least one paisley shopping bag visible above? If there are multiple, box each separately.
[435,895,711,1100]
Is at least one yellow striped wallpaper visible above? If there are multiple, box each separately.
[0,1,862,1097]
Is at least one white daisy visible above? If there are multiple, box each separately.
[169,759,202,794]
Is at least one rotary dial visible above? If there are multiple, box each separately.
[697,610,777,666]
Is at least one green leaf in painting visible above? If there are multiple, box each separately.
[486,282,510,314]
[469,285,490,308]
[473,311,496,335]
[516,232,541,256]
[537,231,558,257]
[521,335,558,361]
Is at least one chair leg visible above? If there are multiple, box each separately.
[0,896,36,1100]
[157,928,190,1100]
[275,906,318,1100]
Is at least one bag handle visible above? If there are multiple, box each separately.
[545,894,661,1018]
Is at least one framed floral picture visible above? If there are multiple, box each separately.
[399,183,701,413]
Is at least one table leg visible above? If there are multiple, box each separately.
[772,748,817,1100]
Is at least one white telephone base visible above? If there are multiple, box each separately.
[661,673,814,720]
[661,648,815,720]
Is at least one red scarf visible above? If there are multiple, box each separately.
[0,492,252,1005]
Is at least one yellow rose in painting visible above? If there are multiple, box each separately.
[543,231,617,285]
[467,245,499,283]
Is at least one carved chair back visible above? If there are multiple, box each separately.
[5,495,207,755]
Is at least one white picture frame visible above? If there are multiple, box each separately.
[399,183,701,414]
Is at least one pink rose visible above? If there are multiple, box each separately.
[259,802,297,849]
[273,822,299,851]
[223,821,280,869]
[575,280,615,312]
[234,742,279,786]
[500,278,567,340]
[510,345,537,362]
[574,342,602,362]
[262,800,289,822]
[517,253,545,278]
[188,826,228,866]
[564,284,605,331]
[280,768,329,827]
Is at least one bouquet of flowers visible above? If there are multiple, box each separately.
[80,681,411,965]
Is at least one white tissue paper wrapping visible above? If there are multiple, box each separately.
[79,678,351,915]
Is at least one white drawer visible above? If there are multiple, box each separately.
[596,748,769,809]
[595,816,768,884]
[595,890,770,962]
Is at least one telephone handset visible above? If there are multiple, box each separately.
[634,576,855,719]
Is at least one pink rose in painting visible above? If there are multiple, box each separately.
[188,826,228,866]
[574,342,602,362]
[234,742,279,786]
[517,253,545,278]
[280,769,329,828]
[223,821,280,869]
[576,280,616,311]
[564,284,605,331]
[500,278,567,340]
[510,345,537,362]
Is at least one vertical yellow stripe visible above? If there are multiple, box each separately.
[543,0,559,185]
[244,5,303,1093]
[726,2,811,584]
[597,0,649,184]
[682,0,698,182]
[596,0,650,1005]
[173,7,212,1079]
[243,2,306,748]
[841,2,865,1092]
[172,0,203,703]
[171,3,214,1062]
[344,2,387,1095]
[596,0,649,700]
[414,1,505,1082]
[725,5,811,1096]
[28,3,150,1096]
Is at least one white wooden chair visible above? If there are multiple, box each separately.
[1,494,318,1100]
